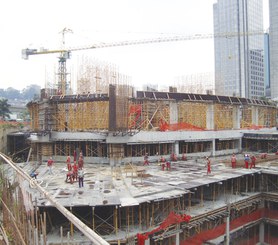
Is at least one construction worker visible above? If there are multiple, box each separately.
[78,167,85,188]
[250,155,257,169]
[170,153,177,161]
[78,156,84,169]
[244,154,250,169]
[72,161,78,181]
[182,153,187,161]
[66,155,72,171]
[231,153,237,168]
[47,157,54,175]
[73,150,77,162]
[206,157,211,175]
[30,170,38,179]
[166,161,171,170]
[143,153,149,166]
[66,170,74,184]
[161,161,166,171]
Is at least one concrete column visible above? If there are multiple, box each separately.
[175,141,179,155]
[206,104,214,130]
[170,102,178,124]
[233,106,241,129]
[238,138,242,152]
[259,222,265,244]
[144,238,150,245]
[212,139,216,157]
[176,224,180,245]
[252,106,259,126]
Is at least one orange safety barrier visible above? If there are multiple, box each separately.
[181,209,278,245]
[159,120,204,132]
[137,212,191,245]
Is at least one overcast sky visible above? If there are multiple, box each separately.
[0,0,269,91]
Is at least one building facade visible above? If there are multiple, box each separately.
[269,0,278,100]
[213,0,265,99]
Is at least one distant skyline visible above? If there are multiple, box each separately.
[0,0,269,91]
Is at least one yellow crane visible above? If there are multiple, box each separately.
[22,29,264,95]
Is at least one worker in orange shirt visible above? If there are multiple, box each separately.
[231,154,237,168]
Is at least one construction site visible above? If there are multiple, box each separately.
[0,29,278,244]
[0,67,278,244]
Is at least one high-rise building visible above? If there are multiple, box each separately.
[269,0,278,100]
[264,33,271,98]
[213,0,265,99]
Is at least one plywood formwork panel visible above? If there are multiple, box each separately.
[28,103,39,131]
[138,101,170,131]
[41,143,53,156]
[55,104,67,131]
[53,101,109,131]
[178,102,207,129]
[241,106,252,128]
[258,107,276,128]
[214,104,234,130]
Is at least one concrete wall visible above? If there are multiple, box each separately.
[0,127,19,154]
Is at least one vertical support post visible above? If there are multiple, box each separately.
[92,206,95,230]
[60,226,63,245]
[200,186,204,207]
[188,192,191,211]
[139,205,142,230]
[259,222,265,244]
[70,206,73,237]
[225,203,230,245]
[212,139,216,157]
[176,224,180,245]
[114,206,118,236]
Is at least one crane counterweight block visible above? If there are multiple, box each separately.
[22,48,37,60]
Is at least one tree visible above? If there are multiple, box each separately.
[0,99,11,120]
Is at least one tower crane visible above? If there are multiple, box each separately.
[22,29,265,95]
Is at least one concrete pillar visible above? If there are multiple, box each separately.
[144,238,150,245]
[252,106,259,126]
[212,139,216,157]
[259,222,265,244]
[233,106,241,129]
[170,102,178,124]
[206,104,214,130]
[176,224,180,245]
[175,141,179,155]
[238,138,242,152]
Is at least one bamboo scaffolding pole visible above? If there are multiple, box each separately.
[0,153,109,245]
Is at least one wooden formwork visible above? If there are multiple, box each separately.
[178,102,207,129]
[136,100,170,130]
[28,103,39,131]
[214,104,234,130]
[241,106,252,128]
[53,101,109,131]
[258,107,277,127]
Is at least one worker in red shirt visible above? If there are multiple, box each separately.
[47,157,54,175]
[250,155,257,169]
[231,154,237,168]
[206,157,211,175]
[66,156,72,171]
[143,153,149,166]
[72,161,78,181]
[78,156,84,169]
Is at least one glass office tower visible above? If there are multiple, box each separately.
[269,0,278,100]
[213,0,264,99]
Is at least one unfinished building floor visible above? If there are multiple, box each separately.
[2,153,278,244]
